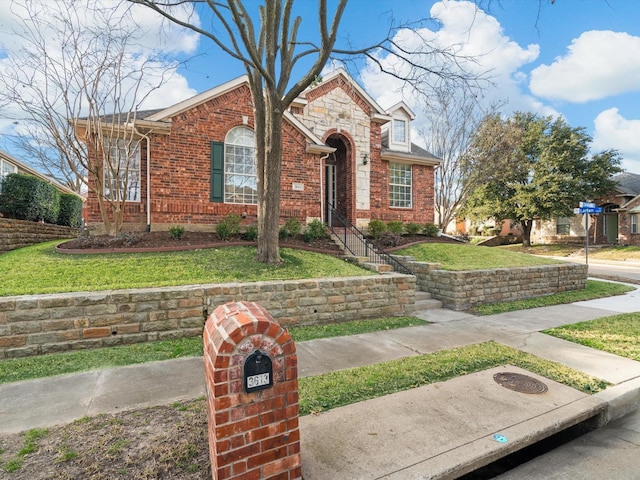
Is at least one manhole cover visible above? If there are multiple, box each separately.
[493,372,548,394]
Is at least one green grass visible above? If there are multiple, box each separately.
[0,241,371,296]
[396,243,562,270]
[1,428,49,472]
[474,280,635,315]
[498,243,581,257]
[288,316,427,342]
[298,341,609,415]
[545,312,640,361]
[0,337,204,384]
[0,317,426,384]
[589,246,640,261]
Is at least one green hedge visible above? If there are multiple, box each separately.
[57,193,83,228]
[0,173,62,224]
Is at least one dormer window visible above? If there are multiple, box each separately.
[393,118,407,144]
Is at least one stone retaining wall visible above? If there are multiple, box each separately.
[0,218,78,253]
[0,274,415,358]
[401,257,587,311]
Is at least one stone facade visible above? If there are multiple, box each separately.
[0,274,415,359]
[0,218,79,254]
[403,258,588,311]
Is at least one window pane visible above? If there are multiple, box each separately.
[389,162,412,208]
[556,217,570,235]
[103,139,140,202]
[393,119,406,143]
[224,126,257,204]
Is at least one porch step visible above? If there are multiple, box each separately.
[411,290,443,311]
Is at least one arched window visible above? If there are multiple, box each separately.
[224,126,257,204]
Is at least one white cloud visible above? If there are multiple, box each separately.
[359,0,557,138]
[593,108,640,173]
[530,31,640,103]
[0,0,199,129]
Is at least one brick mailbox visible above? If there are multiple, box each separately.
[203,301,301,479]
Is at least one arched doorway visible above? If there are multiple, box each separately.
[324,134,351,227]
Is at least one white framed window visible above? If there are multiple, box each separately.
[0,159,18,193]
[389,162,412,208]
[103,139,140,202]
[393,118,407,144]
[632,214,638,234]
[556,217,570,235]
[225,126,257,204]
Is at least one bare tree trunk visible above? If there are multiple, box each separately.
[256,93,284,264]
[521,219,533,248]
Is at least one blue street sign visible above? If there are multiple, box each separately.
[578,207,603,214]
[579,201,596,209]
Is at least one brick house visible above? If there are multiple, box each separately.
[82,68,441,233]
[531,172,640,246]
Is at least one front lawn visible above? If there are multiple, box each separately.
[0,241,371,296]
[396,243,562,270]
[544,312,640,361]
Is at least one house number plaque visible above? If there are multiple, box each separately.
[244,350,273,393]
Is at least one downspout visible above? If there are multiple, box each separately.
[133,126,152,232]
[320,153,330,224]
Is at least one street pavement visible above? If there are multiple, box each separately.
[0,280,639,479]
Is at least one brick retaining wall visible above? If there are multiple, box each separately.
[0,218,78,253]
[0,274,415,359]
[399,256,587,311]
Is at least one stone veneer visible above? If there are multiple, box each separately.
[0,274,415,359]
[399,256,588,311]
[0,218,78,253]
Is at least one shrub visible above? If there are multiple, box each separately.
[377,231,401,247]
[387,220,405,235]
[243,225,258,241]
[216,213,242,240]
[279,226,290,240]
[303,219,328,242]
[0,173,60,224]
[367,219,387,239]
[423,223,440,237]
[168,225,185,240]
[405,222,422,235]
[284,217,302,237]
[57,193,83,228]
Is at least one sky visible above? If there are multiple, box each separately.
[2,0,640,174]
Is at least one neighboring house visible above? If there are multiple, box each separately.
[80,69,441,233]
[530,172,640,246]
[0,149,77,197]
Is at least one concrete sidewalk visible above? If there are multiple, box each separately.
[0,284,639,479]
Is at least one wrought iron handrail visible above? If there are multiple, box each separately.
[326,203,413,275]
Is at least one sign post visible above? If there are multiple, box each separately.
[573,202,603,266]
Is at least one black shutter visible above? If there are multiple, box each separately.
[210,141,224,202]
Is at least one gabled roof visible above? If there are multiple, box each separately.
[386,101,416,120]
[146,76,250,122]
[0,150,79,197]
[144,75,331,152]
[613,172,640,197]
[300,68,392,124]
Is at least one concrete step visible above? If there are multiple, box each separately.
[412,290,443,310]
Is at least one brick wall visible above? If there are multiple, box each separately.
[0,218,78,254]
[203,301,301,479]
[400,257,587,311]
[84,85,323,230]
[0,274,415,359]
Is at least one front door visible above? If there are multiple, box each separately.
[324,134,350,227]
[325,164,336,227]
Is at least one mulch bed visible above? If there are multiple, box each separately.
[56,231,462,255]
